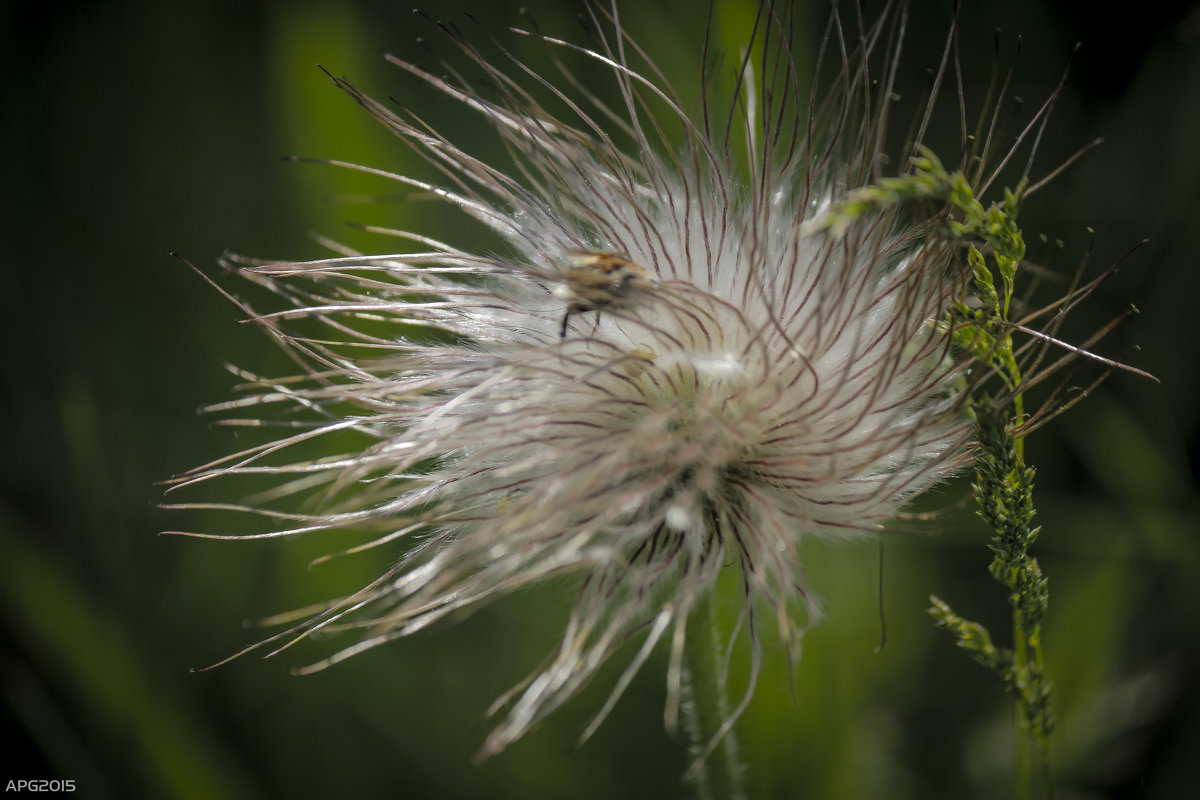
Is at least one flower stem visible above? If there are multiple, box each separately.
[682,589,747,800]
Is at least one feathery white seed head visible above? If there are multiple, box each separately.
[180,1,985,759]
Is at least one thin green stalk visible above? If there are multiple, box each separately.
[1014,606,1032,800]
[681,589,747,800]
[817,147,1059,797]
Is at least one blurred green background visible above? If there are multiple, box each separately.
[2,1,1198,797]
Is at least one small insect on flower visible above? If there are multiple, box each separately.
[554,250,658,336]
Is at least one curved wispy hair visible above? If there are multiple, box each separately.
[170,0,1023,759]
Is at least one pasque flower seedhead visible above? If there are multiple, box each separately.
[172,1,1001,759]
